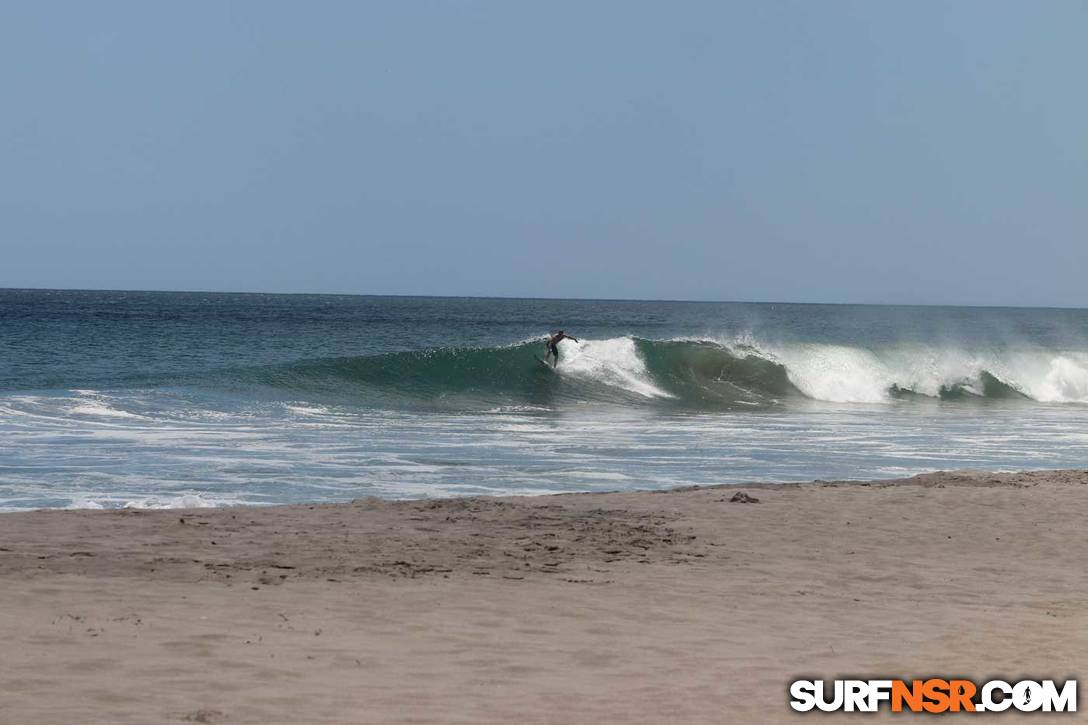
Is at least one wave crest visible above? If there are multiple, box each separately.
[220,337,1088,410]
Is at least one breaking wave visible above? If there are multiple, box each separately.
[216,337,1088,410]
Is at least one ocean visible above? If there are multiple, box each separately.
[2,289,1087,510]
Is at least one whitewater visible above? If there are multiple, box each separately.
[2,290,1087,510]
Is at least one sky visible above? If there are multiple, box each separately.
[1,1,1085,306]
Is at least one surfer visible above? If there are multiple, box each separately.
[544,330,578,368]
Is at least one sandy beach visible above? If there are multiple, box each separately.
[1,469,1085,723]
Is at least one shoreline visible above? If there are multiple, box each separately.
[2,467,1075,517]
[2,469,1086,723]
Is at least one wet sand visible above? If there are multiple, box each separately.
[1,470,1085,723]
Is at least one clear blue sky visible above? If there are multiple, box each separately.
[2,1,1085,306]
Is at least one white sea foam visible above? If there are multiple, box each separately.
[67,499,106,510]
[124,494,223,509]
[62,493,235,510]
[68,391,147,419]
[768,343,893,403]
[284,403,335,417]
[996,353,1088,403]
[483,405,553,414]
[702,334,1088,405]
[557,337,672,399]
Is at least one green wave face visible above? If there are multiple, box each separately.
[632,339,797,406]
[234,341,561,409]
[216,338,798,411]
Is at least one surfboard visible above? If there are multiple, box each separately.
[535,356,555,370]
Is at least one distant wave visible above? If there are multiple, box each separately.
[211,336,1088,410]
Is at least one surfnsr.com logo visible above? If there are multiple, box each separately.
[790,679,1077,713]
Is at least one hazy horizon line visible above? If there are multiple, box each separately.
[3,285,1085,312]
